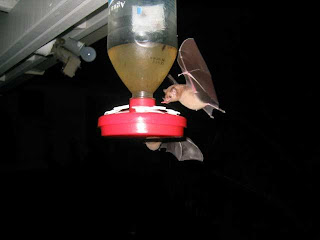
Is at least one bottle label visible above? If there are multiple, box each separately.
[108,0,175,19]
[109,0,126,13]
[132,5,165,33]
[107,0,177,48]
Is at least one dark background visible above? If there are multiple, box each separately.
[0,6,315,239]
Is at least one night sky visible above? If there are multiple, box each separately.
[0,6,315,239]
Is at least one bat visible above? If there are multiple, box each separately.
[162,38,225,118]
[145,137,203,161]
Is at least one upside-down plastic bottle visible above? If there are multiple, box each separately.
[107,0,178,98]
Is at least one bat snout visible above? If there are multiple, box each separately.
[161,97,169,104]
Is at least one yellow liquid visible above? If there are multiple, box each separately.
[108,42,177,97]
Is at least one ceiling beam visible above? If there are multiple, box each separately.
[0,0,107,77]
[0,0,19,12]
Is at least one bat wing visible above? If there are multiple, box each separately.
[160,137,203,161]
[177,38,222,110]
[167,74,179,85]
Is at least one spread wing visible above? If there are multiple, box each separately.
[177,38,220,107]
[160,137,203,161]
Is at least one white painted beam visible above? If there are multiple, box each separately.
[1,55,47,82]
[0,0,19,12]
[0,3,109,90]
[0,0,107,77]
[61,4,109,45]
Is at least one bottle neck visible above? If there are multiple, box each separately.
[131,91,153,98]
[129,98,155,109]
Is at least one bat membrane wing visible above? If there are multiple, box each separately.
[178,38,210,74]
[162,142,182,160]
[163,138,203,161]
[189,70,219,104]
[203,105,214,118]
[177,38,220,105]
[166,74,179,85]
[180,138,203,161]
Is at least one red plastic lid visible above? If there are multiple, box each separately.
[98,98,187,137]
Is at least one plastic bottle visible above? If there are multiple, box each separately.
[107,0,177,98]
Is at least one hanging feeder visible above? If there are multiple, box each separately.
[98,0,186,137]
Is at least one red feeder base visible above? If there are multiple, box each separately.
[98,98,187,137]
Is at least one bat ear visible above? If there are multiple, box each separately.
[171,87,177,95]
[163,88,167,93]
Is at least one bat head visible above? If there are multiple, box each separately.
[162,85,180,104]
